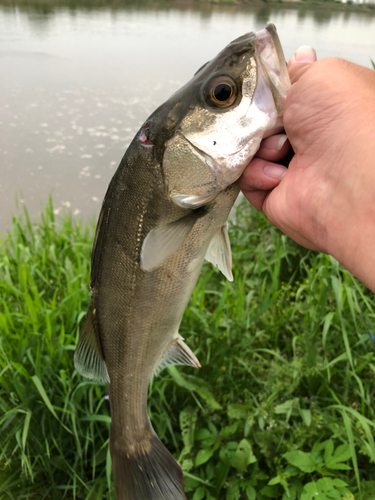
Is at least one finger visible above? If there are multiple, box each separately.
[242,189,269,212]
[244,186,323,252]
[239,157,287,192]
[262,190,322,252]
[255,134,290,162]
[288,46,317,85]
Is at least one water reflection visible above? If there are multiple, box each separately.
[312,7,336,23]
[254,6,273,23]
[0,1,374,230]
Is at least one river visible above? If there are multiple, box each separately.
[0,1,374,230]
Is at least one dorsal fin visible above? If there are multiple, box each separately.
[74,304,110,384]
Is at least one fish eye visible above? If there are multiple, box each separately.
[205,76,237,109]
[213,84,232,102]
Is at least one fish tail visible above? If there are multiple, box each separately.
[110,426,186,500]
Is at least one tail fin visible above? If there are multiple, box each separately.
[110,430,186,500]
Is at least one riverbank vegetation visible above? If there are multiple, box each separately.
[1,200,375,499]
[0,0,374,15]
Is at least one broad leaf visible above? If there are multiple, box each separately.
[220,422,238,437]
[226,480,240,500]
[195,448,214,467]
[195,428,212,441]
[325,443,352,470]
[283,450,317,473]
[300,409,312,427]
[193,486,206,500]
[260,485,280,498]
[227,404,249,420]
[219,442,238,465]
[230,439,257,472]
[301,481,326,500]
[246,485,256,500]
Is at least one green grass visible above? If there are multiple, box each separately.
[1,199,375,499]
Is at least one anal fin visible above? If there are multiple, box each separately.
[154,335,201,377]
[74,304,110,384]
[205,223,233,281]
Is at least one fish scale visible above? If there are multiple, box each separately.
[74,23,290,499]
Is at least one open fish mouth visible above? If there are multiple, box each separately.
[255,24,290,113]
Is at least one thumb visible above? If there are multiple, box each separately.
[288,46,317,84]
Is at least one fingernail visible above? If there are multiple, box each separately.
[263,165,287,180]
[294,46,316,64]
[277,135,288,151]
[263,134,288,151]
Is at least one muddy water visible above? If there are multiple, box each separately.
[0,3,374,230]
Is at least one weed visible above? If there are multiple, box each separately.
[1,199,375,499]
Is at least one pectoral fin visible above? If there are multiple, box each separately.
[74,304,110,384]
[154,335,201,377]
[171,192,218,209]
[140,213,198,272]
[205,223,233,281]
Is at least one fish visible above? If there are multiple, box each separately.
[74,23,290,500]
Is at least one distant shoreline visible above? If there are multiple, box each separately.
[0,0,374,12]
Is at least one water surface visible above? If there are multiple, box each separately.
[0,2,374,229]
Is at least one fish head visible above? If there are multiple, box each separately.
[161,23,291,209]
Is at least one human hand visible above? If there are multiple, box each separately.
[240,48,375,290]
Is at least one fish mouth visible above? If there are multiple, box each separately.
[255,23,290,111]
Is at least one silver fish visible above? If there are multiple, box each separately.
[74,23,290,500]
